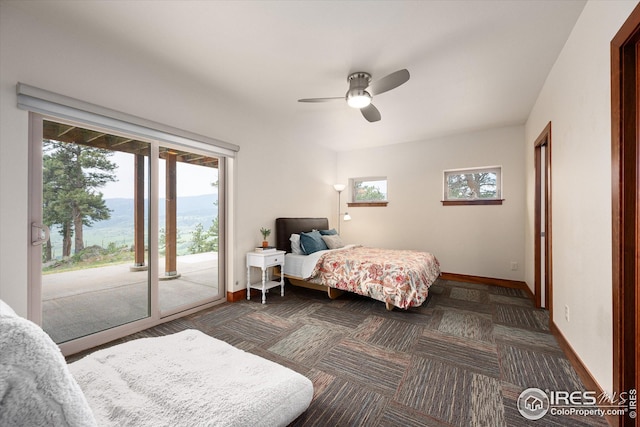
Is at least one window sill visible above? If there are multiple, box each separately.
[347,202,388,207]
[441,199,504,206]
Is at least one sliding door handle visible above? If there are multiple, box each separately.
[31,222,50,246]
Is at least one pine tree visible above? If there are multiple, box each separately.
[354,182,386,201]
[189,223,207,254]
[43,140,117,257]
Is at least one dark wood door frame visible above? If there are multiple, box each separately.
[534,122,552,311]
[611,4,640,426]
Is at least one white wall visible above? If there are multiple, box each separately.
[337,125,526,281]
[0,2,335,316]
[524,0,638,394]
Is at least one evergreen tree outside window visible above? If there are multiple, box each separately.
[443,166,503,205]
[350,177,387,203]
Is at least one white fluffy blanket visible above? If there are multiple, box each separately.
[68,329,314,427]
[0,299,97,427]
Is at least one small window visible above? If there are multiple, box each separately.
[442,166,503,205]
[348,177,388,207]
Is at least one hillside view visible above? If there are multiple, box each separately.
[48,193,218,260]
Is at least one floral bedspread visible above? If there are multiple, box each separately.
[309,246,441,309]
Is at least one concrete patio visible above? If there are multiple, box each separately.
[42,252,221,344]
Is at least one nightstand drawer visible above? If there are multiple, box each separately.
[264,253,283,266]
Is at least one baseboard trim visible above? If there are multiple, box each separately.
[226,289,247,302]
[440,272,534,300]
[228,287,270,302]
[232,273,534,303]
[549,321,614,426]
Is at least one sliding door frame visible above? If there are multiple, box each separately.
[27,113,44,324]
[28,112,228,356]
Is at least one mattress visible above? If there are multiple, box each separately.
[283,253,309,278]
[69,329,313,427]
[284,245,357,278]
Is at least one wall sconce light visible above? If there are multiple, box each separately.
[333,184,351,234]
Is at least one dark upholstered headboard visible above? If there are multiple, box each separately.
[275,217,329,253]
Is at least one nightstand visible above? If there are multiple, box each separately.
[246,250,286,304]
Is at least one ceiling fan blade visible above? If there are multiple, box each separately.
[361,104,381,122]
[367,69,410,96]
[298,97,343,103]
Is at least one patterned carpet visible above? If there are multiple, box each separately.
[69,279,609,427]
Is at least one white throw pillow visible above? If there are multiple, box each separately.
[290,234,303,254]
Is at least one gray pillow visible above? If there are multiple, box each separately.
[322,234,345,249]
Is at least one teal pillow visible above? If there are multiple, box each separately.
[319,228,338,236]
[300,230,328,254]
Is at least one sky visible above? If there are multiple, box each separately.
[100,151,218,199]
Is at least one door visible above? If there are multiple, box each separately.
[534,122,552,311]
[33,117,152,344]
[156,145,222,316]
[611,4,640,425]
[29,114,224,349]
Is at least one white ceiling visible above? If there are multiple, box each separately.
[9,0,586,151]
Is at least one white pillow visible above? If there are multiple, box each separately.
[322,234,345,249]
[290,234,303,255]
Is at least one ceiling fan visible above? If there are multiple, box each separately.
[298,69,410,122]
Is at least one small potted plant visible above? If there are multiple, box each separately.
[260,227,271,248]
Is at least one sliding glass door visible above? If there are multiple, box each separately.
[32,116,224,346]
[157,146,221,315]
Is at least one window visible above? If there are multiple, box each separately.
[442,166,503,205]
[348,177,388,207]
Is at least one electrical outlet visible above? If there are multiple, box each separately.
[510,261,518,271]
[565,305,570,322]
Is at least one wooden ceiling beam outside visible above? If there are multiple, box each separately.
[111,139,134,147]
[57,125,75,138]
[85,133,107,143]
[43,120,218,168]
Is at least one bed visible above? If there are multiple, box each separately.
[275,217,441,310]
[0,299,313,427]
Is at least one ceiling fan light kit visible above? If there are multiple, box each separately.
[346,72,373,108]
[298,69,410,123]
[346,90,372,108]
